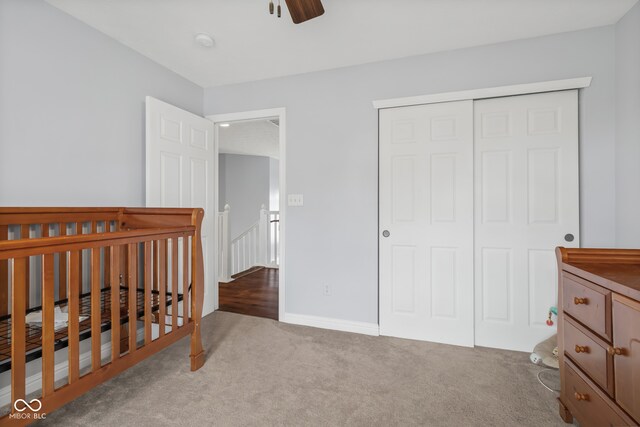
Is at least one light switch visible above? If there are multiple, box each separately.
[288,194,304,206]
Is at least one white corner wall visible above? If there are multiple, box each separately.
[615,1,640,248]
[204,26,617,325]
[0,0,203,207]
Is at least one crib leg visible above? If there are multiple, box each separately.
[190,324,205,371]
[189,297,204,370]
[190,208,206,371]
[188,268,205,371]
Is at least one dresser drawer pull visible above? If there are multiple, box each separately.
[574,345,589,354]
[607,346,624,356]
[573,297,589,305]
[574,392,589,401]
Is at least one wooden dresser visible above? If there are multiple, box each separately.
[556,248,640,427]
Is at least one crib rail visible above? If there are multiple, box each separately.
[0,207,205,424]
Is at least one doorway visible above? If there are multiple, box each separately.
[208,108,286,321]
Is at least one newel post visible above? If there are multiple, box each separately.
[190,208,205,371]
[258,204,268,267]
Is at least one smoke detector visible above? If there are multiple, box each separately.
[194,33,215,48]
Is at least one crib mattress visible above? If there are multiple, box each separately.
[0,287,183,373]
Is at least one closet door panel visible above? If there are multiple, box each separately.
[474,90,580,352]
[380,100,474,347]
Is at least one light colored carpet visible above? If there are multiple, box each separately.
[39,312,564,426]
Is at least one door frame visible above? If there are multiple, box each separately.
[207,108,287,321]
[372,76,592,109]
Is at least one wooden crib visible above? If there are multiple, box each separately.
[0,207,205,424]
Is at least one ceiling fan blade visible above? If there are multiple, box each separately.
[284,0,324,24]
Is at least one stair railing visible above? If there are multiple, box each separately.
[218,205,280,281]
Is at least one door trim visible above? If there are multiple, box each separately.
[207,108,287,321]
[372,77,591,109]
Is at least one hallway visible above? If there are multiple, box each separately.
[219,268,279,320]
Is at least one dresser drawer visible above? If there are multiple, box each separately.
[563,359,634,427]
[562,273,612,341]
[563,316,613,395]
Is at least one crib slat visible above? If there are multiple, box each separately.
[11,257,27,412]
[144,241,152,344]
[21,224,30,239]
[0,225,7,317]
[159,239,167,337]
[128,243,138,353]
[20,225,30,309]
[104,223,110,289]
[153,240,159,292]
[68,250,80,383]
[91,248,101,371]
[183,236,189,323]
[59,223,67,300]
[42,253,55,396]
[76,222,83,294]
[42,224,49,237]
[171,237,178,331]
[110,245,121,361]
[92,222,99,279]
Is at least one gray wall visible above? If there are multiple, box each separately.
[0,0,203,207]
[219,154,270,240]
[204,26,618,324]
[615,2,640,247]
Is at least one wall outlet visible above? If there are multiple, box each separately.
[288,194,304,206]
[322,284,331,296]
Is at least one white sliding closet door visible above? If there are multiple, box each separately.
[379,101,474,347]
[474,90,579,351]
[146,96,217,316]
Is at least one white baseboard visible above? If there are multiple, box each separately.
[282,313,379,336]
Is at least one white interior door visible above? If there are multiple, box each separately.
[379,100,474,347]
[474,90,579,351]
[145,96,217,316]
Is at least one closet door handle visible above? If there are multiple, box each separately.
[382,230,390,238]
[564,233,575,242]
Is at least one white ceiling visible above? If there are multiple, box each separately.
[218,119,279,159]
[46,0,637,88]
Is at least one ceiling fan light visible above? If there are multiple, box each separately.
[269,1,274,15]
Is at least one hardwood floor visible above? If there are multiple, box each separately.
[218,268,278,320]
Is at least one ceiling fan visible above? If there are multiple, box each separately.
[269,0,325,24]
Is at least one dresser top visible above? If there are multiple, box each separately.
[564,262,640,301]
